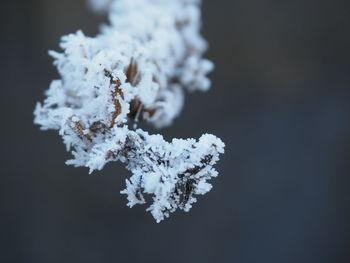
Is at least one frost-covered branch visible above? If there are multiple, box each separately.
[34,0,225,222]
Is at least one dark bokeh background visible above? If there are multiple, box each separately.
[1,0,350,262]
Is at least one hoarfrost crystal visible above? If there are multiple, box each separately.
[34,0,225,222]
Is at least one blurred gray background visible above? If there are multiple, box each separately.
[1,0,350,262]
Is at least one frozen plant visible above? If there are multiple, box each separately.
[34,0,225,222]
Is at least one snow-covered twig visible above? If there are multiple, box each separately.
[34,0,225,222]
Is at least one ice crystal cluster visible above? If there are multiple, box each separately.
[34,0,225,222]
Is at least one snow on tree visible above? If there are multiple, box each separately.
[34,0,225,222]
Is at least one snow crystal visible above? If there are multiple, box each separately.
[34,0,225,222]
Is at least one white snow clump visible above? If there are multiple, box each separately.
[34,0,225,222]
